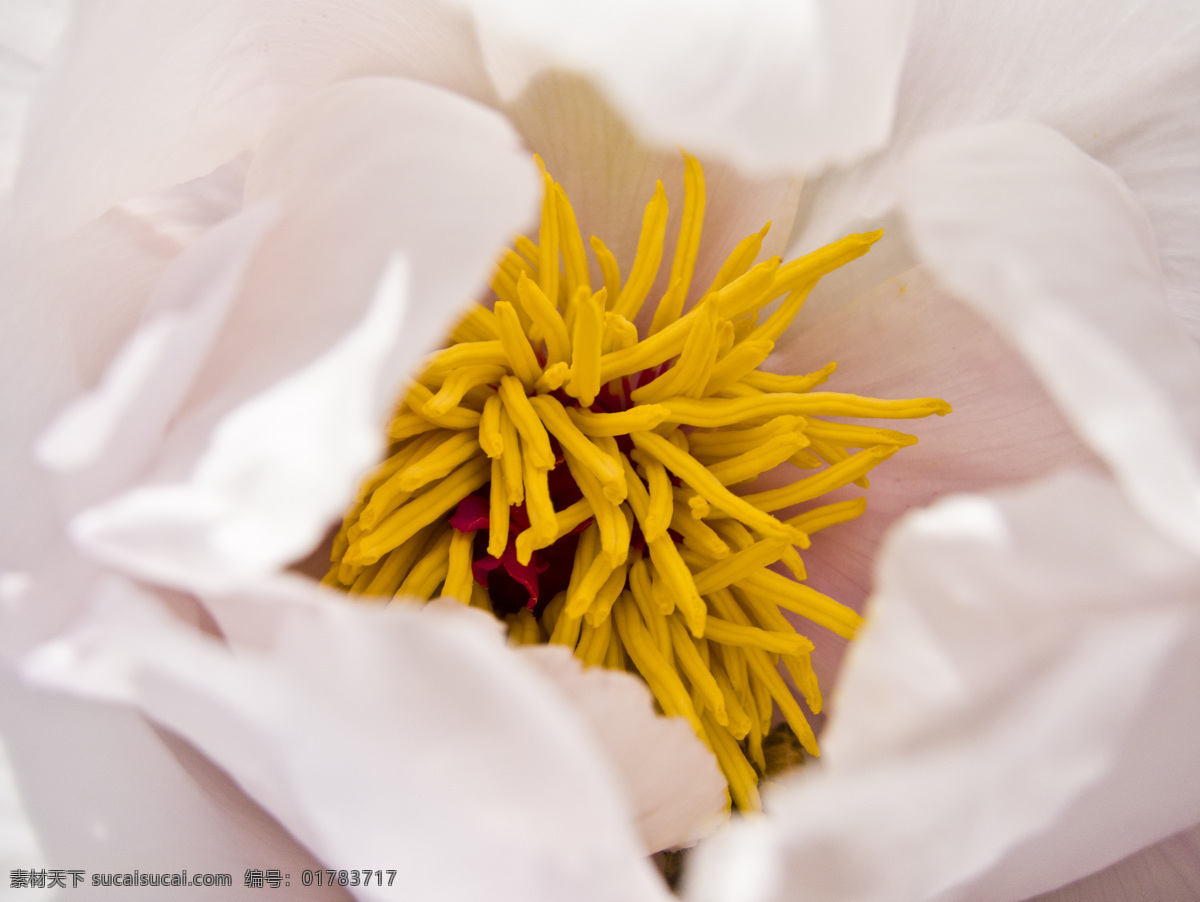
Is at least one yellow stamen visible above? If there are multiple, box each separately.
[324,153,950,812]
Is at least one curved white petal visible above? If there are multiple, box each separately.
[463,0,914,174]
[52,77,538,592]
[12,0,496,236]
[0,671,345,897]
[36,201,279,514]
[791,0,1200,338]
[904,121,1200,553]
[21,577,671,902]
[686,470,1200,902]
[521,645,727,853]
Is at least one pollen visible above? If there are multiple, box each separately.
[324,153,951,812]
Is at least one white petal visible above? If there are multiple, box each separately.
[904,121,1200,553]
[54,77,538,592]
[790,1,1200,338]
[36,201,279,513]
[12,0,496,236]
[21,577,672,902]
[687,470,1200,902]
[0,670,344,896]
[521,645,727,853]
[463,0,914,174]
[0,0,70,196]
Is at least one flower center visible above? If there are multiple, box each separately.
[324,154,950,811]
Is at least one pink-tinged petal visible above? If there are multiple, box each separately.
[1027,822,1200,902]
[791,1,1200,339]
[12,1,496,236]
[51,78,538,593]
[687,470,1200,902]
[503,73,803,313]
[0,671,346,898]
[464,0,914,175]
[21,578,672,902]
[904,121,1200,552]
[770,265,1099,695]
[521,645,727,853]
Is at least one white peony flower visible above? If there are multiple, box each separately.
[1,1,1198,900]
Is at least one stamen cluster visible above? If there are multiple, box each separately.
[325,154,950,810]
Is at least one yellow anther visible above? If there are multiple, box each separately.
[650,152,706,335]
[345,456,490,566]
[613,597,702,735]
[705,432,809,486]
[567,287,605,406]
[522,446,558,546]
[494,302,542,391]
[631,300,720,404]
[708,222,770,293]
[497,376,555,469]
[534,360,571,392]
[704,339,774,395]
[517,274,571,365]
[479,394,504,458]
[668,615,727,725]
[687,416,803,459]
[787,498,867,535]
[422,340,507,379]
[589,235,622,303]
[568,404,670,437]
[397,431,482,492]
[496,405,524,505]
[612,181,669,321]
[537,168,561,305]
[603,312,640,354]
[738,445,900,513]
[554,181,590,298]
[660,392,951,428]
[712,257,781,321]
[564,447,630,564]
[741,361,837,394]
[691,537,790,595]
[443,528,475,603]
[529,394,625,499]
[630,430,804,544]
[397,528,454,599]
[515,499,590,564]
[404,383,481,428]
[449,304,498,343]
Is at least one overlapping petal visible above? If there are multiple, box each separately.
[21,576,672,901]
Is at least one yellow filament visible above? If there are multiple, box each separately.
[326,153,950,812]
